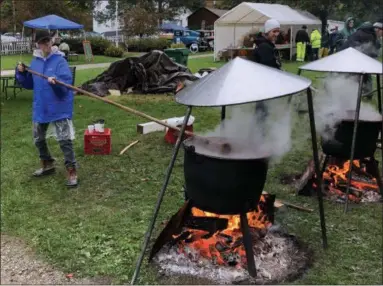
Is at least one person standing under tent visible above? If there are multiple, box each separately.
[251,19,282,131]
[15,30,78,187]
[336,17,356,50]
[329,26,339,54]
[310,28,321,61]
[295,25,310,62]
[319,24,330,58]
[59,40,70,61]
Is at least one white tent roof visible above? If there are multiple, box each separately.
[216,2,321,25]
[300,47,383,74]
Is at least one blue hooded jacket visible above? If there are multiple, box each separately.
[15,46,74,123]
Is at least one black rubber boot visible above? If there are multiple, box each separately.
[66,167,78,188]
[33,160,56,177]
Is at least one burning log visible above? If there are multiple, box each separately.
[231,237,244,250]
[217,233,233,244]
[184,216,228,233]
[295,152,324,194]
[328,186,361,203]
[215,241,230,252]
[170,231,192,247]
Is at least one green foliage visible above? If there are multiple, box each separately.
[126,38,170,52]
[65,37,111,55]
[0,0,94,32]
[170,42,186,49]
[104,46,125,58]
[121,4,159,37]
[94,0,203,26]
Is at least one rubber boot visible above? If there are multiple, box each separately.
[66,166,78,188]
[33,160,56,177]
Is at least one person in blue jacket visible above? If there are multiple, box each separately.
[16,30,78,187]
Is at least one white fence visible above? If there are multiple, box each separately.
[1,39,32,55]
[1,36,126,55]
[104,35,125,43]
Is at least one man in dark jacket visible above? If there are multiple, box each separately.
[252,19,282,69]
[329,26,339,54]
[16,30,78,187]
[295,25,310,61]
[340,20,382,96]
[252,19,281,128]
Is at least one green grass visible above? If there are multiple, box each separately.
[1,57,382,285]
[0,54,123,71]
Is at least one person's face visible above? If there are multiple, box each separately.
[37,40,52,55]
[375,27,383,38]
[266,28,280,43]
[349,20,354,28]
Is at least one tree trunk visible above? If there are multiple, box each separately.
[319,8,328,34]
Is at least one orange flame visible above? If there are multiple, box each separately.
[320,159,379,202]
[173,195,272,267]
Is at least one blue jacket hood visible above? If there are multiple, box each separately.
[15,46,74,123]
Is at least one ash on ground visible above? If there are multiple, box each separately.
[361,191,381,203]
[153,227,311,285]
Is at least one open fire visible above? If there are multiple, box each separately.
[173,195,273,268]
[153,194,311,284]
[320,158,381,203]
[298,157,382,203]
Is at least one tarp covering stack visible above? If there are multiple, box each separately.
[80,51,198,96]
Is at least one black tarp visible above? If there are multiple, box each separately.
[80,50,199,97]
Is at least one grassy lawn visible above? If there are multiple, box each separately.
[1,57,382,284]
[1,52,212,71]
[0,54,123,71]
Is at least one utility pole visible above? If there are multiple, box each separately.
[12,0,16,34]
[115,0,119,47]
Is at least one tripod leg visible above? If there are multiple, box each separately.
[240,212,257,278]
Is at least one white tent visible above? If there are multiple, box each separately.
[214,2,321,60]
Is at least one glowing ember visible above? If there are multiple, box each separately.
[173,195,273,268]
[315,158,381,203]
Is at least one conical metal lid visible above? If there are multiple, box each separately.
[300,47,383,74]
[176,57,311,107]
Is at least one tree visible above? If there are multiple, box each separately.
[0,0,94,33]
[121,3,159,37]
[94,0,204,25]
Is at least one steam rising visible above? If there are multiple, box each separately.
[204,98,293,161]
[313,73,381,141]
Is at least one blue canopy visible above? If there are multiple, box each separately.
[23,15,84,30]
[160,23,186,31]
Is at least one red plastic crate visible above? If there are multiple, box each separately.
[84,128,111,155]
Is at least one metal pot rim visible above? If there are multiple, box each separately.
[183,136,271,161]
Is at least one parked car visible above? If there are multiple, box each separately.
[1,35,18,42]
[172,29,210,53]
[198,30,214,50]
[3,32,21,39]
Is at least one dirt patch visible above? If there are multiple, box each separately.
[1,234,112,285]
